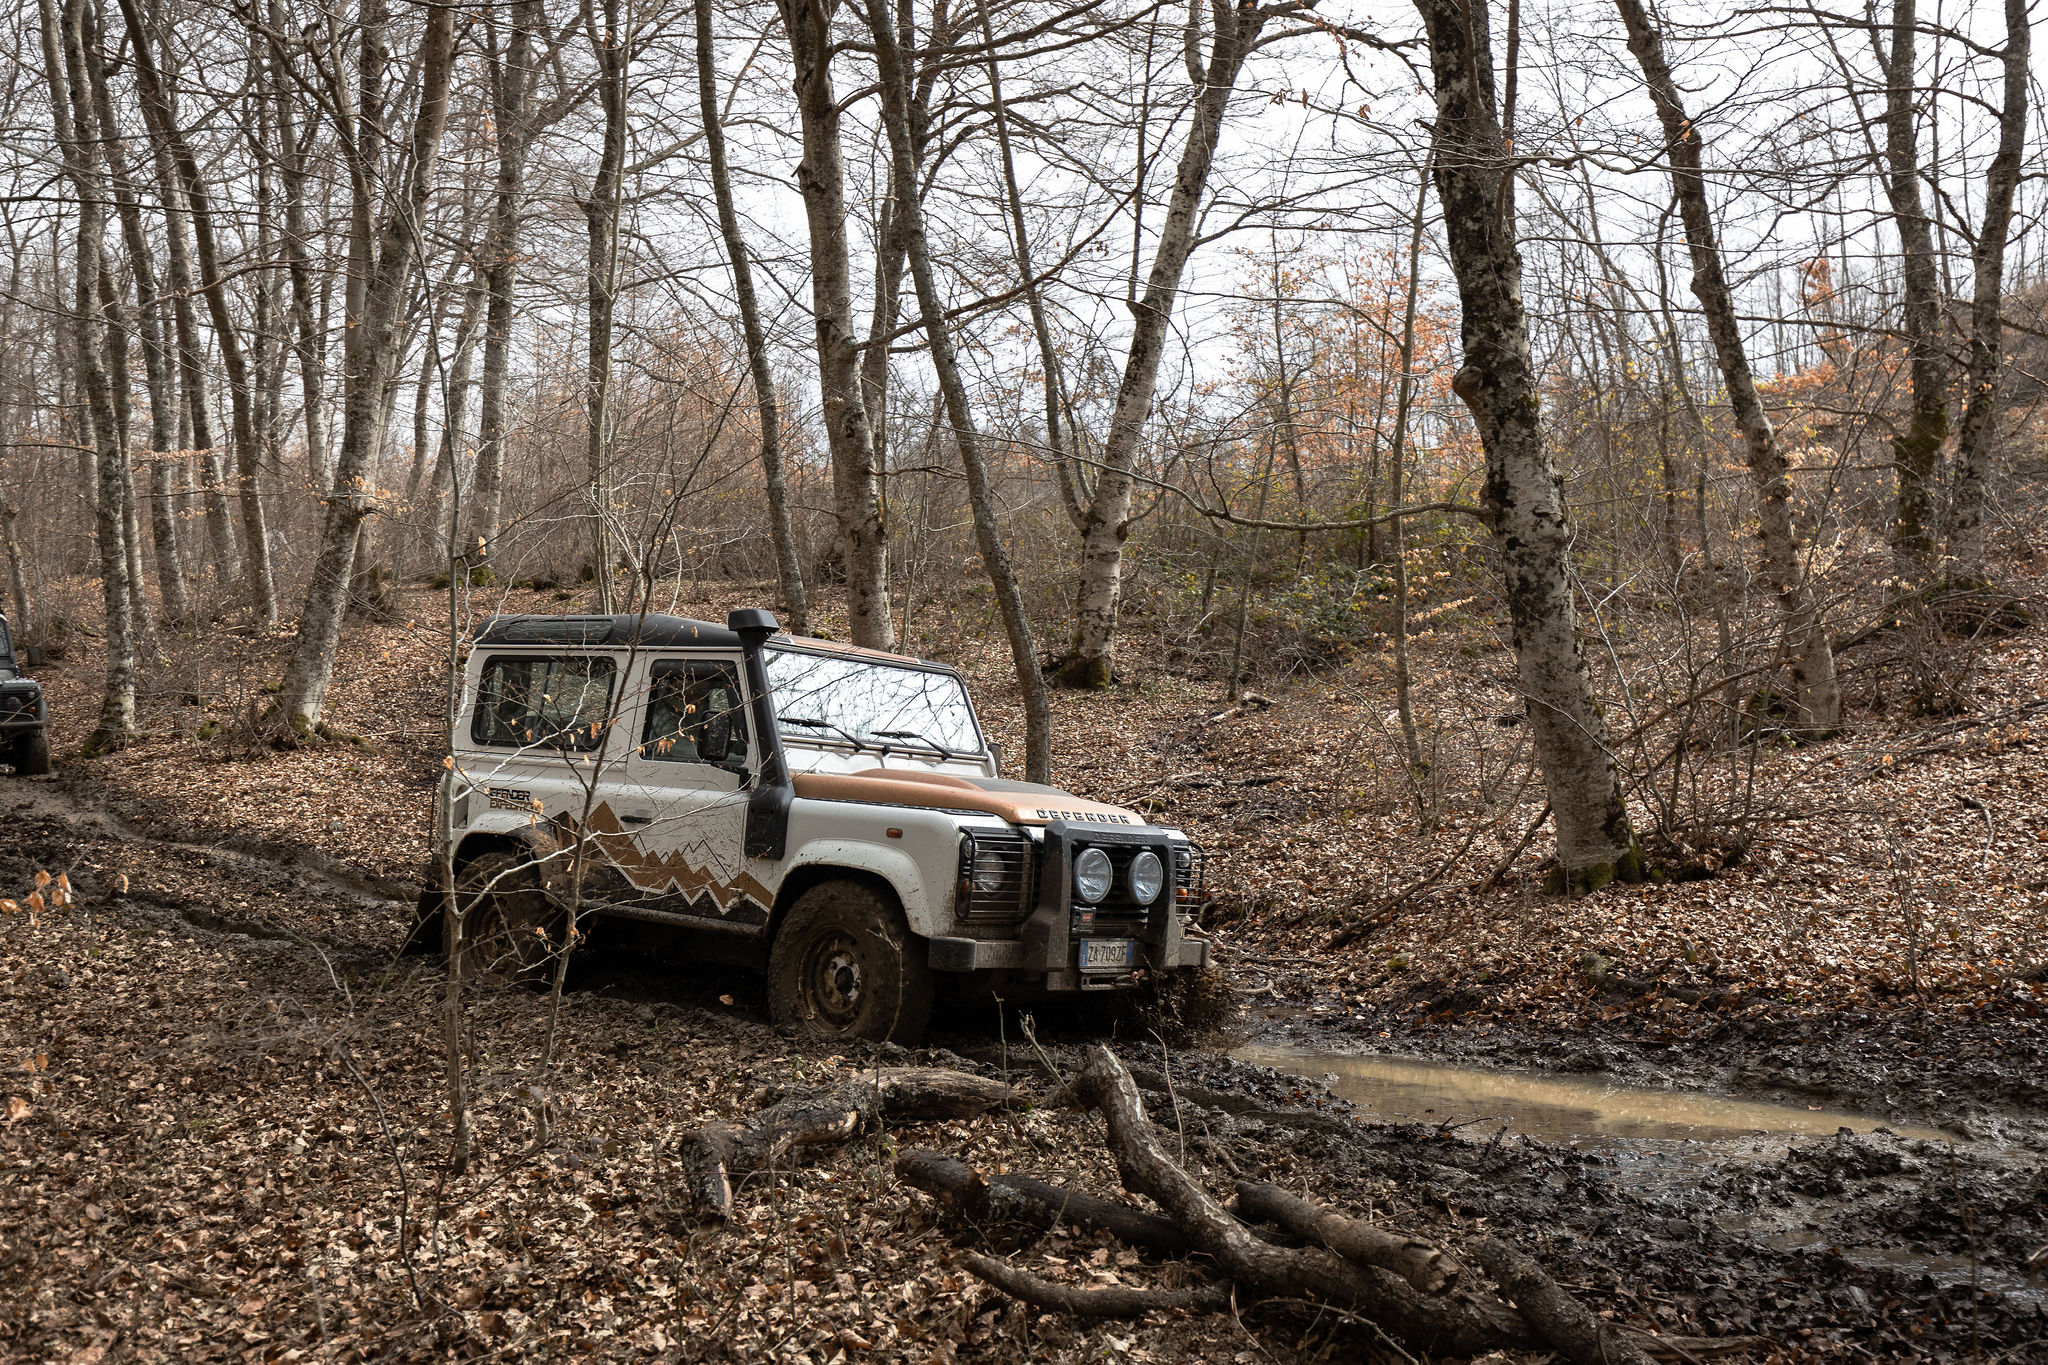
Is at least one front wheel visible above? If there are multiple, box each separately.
[11,729,50,776]
[768,880,933,1043]
[450,850,561,983]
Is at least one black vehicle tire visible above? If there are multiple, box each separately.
[11,729,50,776]
[768,880,933,1043]
[449,850,560,983]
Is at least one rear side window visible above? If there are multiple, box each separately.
[471,655,617,752]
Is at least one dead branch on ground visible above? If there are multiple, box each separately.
[680,1067,1020,1219]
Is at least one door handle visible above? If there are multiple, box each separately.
[619,812,654,826]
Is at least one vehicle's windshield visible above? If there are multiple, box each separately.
[0,618,14,678]
[765,649,982,757]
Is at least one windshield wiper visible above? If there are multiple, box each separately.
[780,715,868,753]
[872,728,955,760]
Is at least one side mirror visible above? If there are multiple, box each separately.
[987,740,1003,777]
[699,716,731,765]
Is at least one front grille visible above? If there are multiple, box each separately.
[958,831,1034,921]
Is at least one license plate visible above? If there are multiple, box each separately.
[1079,939,1134,971]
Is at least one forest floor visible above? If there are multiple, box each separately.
[3,572,2046,1361]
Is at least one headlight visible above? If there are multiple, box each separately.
[971,849,1008,894]
[1129,850,1164,904]
[1073,847,1113,903]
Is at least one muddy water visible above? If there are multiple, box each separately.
[1231,1044,1956,1143]
[1233,1044,2048,1305]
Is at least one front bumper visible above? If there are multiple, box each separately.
[0,685,45,731]
[926,819,1210,986]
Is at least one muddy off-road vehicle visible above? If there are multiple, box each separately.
[0,612,50,776]
[418,610,1210,1041]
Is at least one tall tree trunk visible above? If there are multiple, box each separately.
[696,0,808,632]
[1388,156,1431,795]
[469,0,540,575]
[581,0,626,614]
[422,269,486,558]
[138,31,235,588]
[864,0,1052,781]
[269,0,330,494]
[1,504,31,641]
[120,0,276,623]
[1057,0,1265,688]
[45,0,134,753]
[974,0,1086,531]
[1412,0,1637,888]
[1943,0,2029,588]
[81,11,184,628]
[275,0,458,734]
[777,0,893,649]
[1877,0,1946,566]
[1616,0,1840,736]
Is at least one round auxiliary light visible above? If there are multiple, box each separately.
[1128,850,1164,905]
[1073,847,1113,903]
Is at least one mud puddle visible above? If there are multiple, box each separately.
[1237,1042,2046,1309]
[1231,1042,1956,1143]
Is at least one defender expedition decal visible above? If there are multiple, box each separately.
[487,786,535,811]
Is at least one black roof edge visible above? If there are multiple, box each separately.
[472,613,742,649]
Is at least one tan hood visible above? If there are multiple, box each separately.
[790,768,1147,827]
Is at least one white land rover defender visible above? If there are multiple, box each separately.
[421,609,1209,1041]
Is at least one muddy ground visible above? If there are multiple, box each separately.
[4,777,2044,1363]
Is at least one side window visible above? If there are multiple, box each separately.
[471,655,618,752]
[639,662,750,766]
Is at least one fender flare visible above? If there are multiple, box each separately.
[774,839,936,938]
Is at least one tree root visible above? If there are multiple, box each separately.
[896,1148,1190,1257]
[908,1047,1767,1362]
[959,1251,1227,1317]
[680,1068,1020,1219]
[1474,1238,1655,1365]
[1071,1044,1524,1357]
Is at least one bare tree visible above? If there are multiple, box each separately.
[776,0,894,649]
[43,0,134,754]
[275,0,460,735]
[1056,0,1272,688]
[696,0,808,633]
[1616,0,1840,735]
[1411,0,1637,887]
[864,0,1052,781]
[1874,0,1947,567]
[120,0,276,624]
[1942,0,2030,590]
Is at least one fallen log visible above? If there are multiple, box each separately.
[897,1148,1191,1258]
[1234,1179,1468,1295]
[1474,1238,1655,1365]
[1074,1045,1527,1357]
[681,1068,1021,1219]
[960,1251,1227,1318]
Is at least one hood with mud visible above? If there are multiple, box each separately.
[789,768,1147,827]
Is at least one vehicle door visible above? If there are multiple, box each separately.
[463,648,625,876]
[608,653,765,924]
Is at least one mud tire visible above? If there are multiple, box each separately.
[11,729,50,776]
[768,880,932,1043]
[450,850,560,984]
